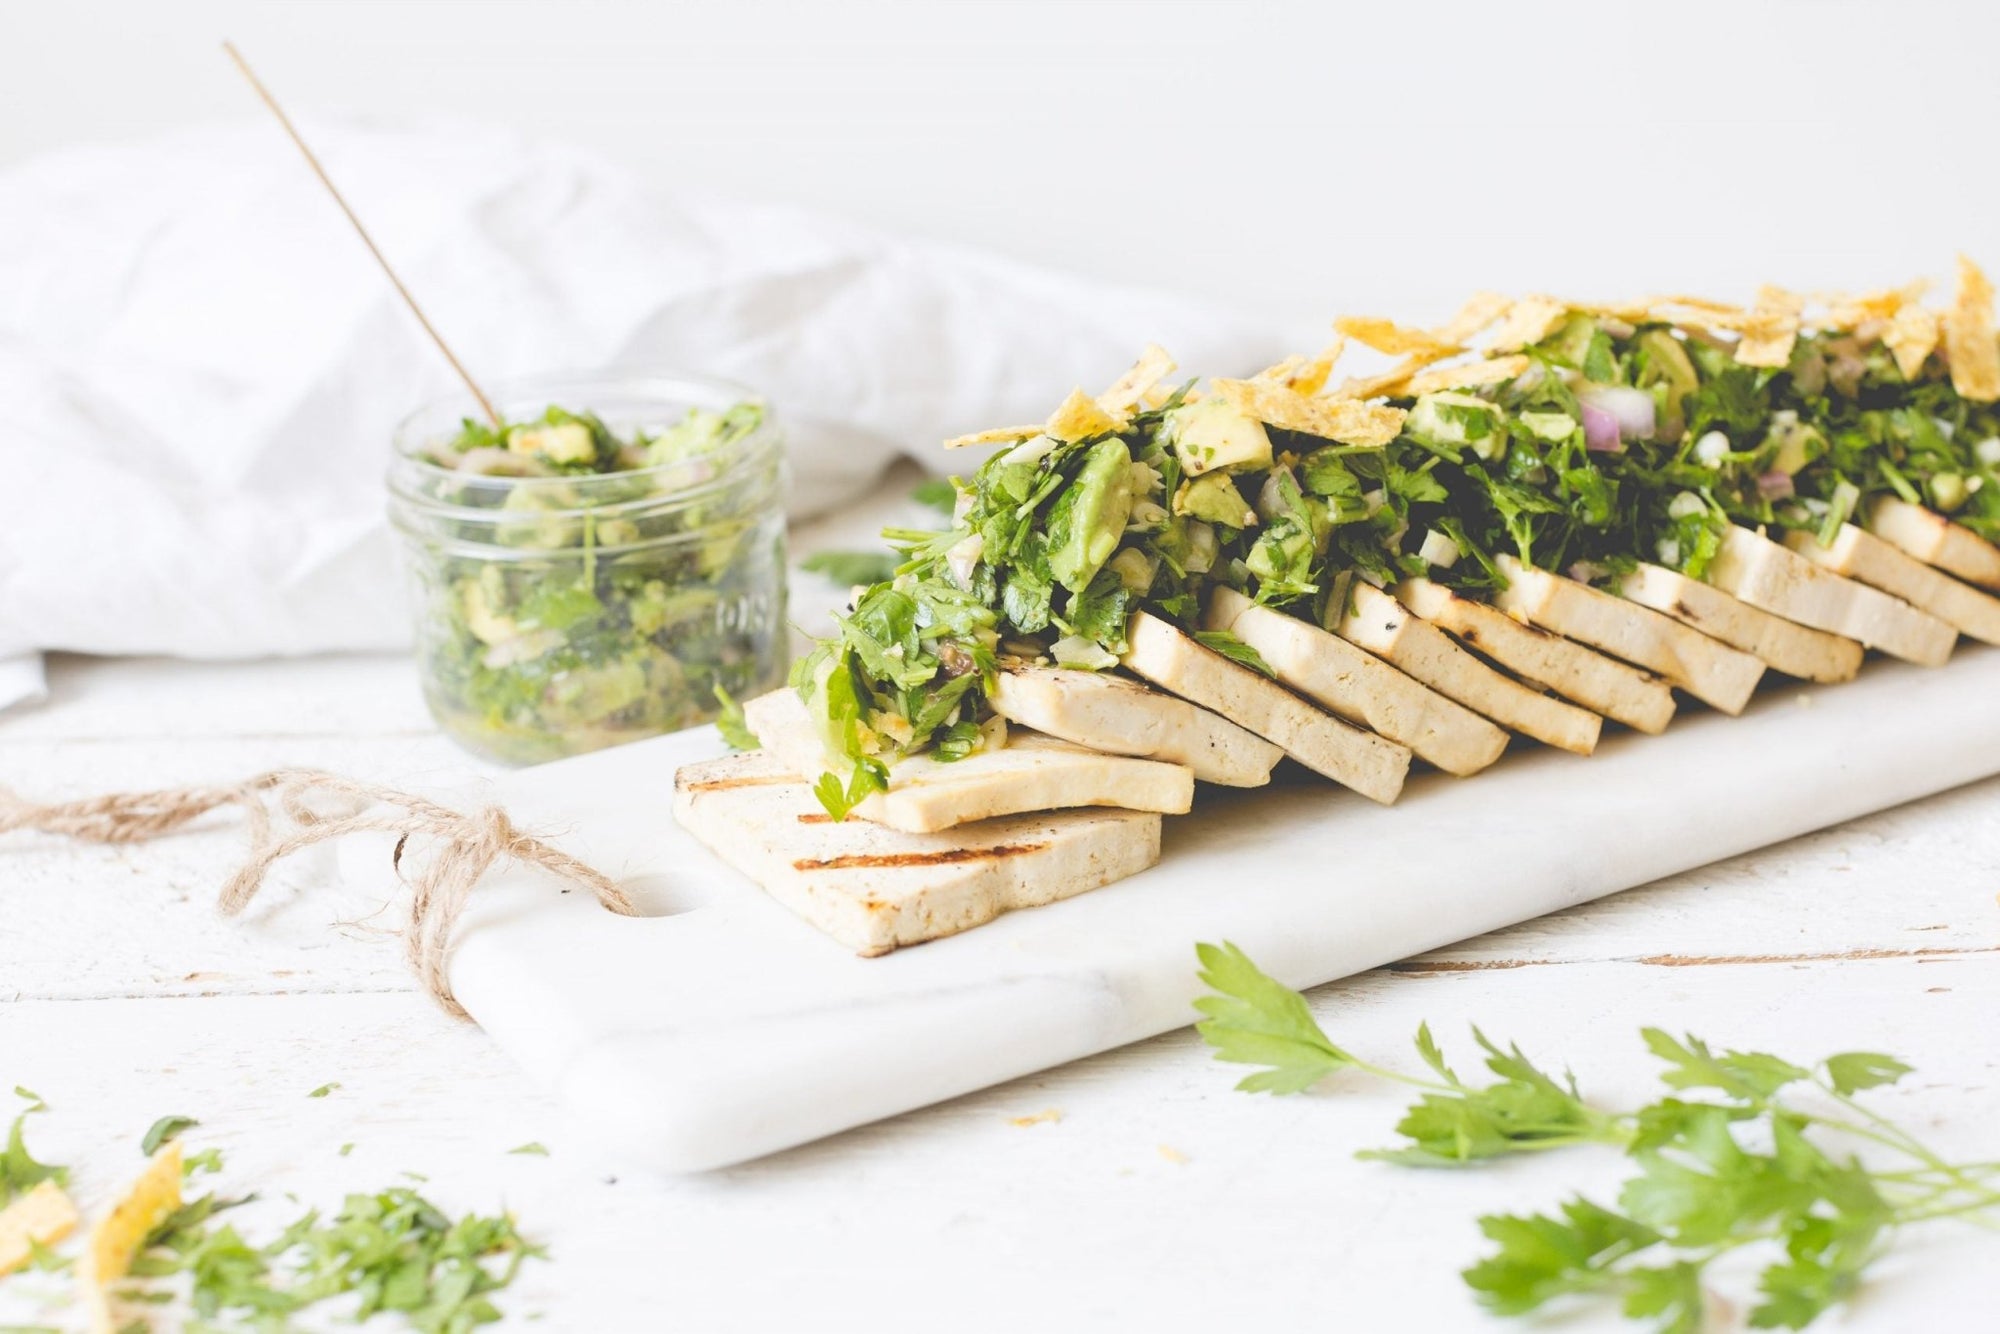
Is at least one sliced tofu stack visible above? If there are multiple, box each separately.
[1867,496,2000,591]
[674,750,1162,955]
[742,688,1193,834]
[1704,525,1955,667]
[1615,563,1863,683]
[1204,587,1508,775]
[1120,611,1412,804]
[1491,555,1766,714]
[1396,578,1677,735]
[989,666,1282,787]
[1332,583,1601,756]
[1785,524,2000,647]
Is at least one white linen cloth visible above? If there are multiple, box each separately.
[0,117,1282,708]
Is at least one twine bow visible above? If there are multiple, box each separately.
[0,768,635,1018]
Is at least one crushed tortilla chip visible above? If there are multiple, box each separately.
[1734,285,1805,368]
[1096,344,1176,414]
[1045,387,1128,442]
[1210,377,1405,448]
[1402,354,1532,397]
[1823,281,1927,333]
[1487,295,1572,352]
[1253,336,1347,397]
[1333,356,1430,401]
[1008,1108,1062,1128]
[0,1179,80,1277]
[943,424,1041,451]
[1945,254,2000,401]
[1333,315,1456,358]
[79,1141,182,1333]
[1884,304,1942,380]
[1434,290,1512,345]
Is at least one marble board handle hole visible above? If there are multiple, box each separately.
[615,871,731,918]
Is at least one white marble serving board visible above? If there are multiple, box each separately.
[391,647,2000,1172]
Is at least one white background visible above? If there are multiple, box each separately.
[8,0,1996,329]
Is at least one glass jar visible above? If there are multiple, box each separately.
[387,373,788,764]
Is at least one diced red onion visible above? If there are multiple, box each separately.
[1580,403,1624,453]
[1578,386,1657,443]
[1757,470,1795,501]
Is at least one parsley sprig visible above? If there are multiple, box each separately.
[0,1089,65,1203]
[1195,942,2000,1332]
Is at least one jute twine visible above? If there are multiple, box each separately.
[0,768,635,1018]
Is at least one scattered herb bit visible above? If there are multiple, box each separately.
[129,1178,538,1332]
[10,1089,43,1113]
[141,1115,198,1156]
[182,1147,224,1177]
[339,1143,355,1158]
[911,476,958,514]
[0,1100,65,1203]
[1196,942,2000,1332]
[307,1083,339,1099]
[1191,630,1277,678]
[506,1143,550,1158]
[712,685,759,751]
[24,1237,70,1274]
[800,550,901,587]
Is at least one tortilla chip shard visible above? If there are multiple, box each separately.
[79,1141,182,1333]
[0,1179,81,1277]
[1945,254,2000,401]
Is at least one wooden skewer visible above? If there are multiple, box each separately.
[222,40,502,428]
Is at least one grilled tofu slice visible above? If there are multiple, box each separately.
[1333,583,1600,755]
[1704,525,1955,667]
[1615,563,1863,683]
[1491,555,1766,714]
[988,667,1281,787]
[1867,496,2000,591]
[1120,611,1412,804]
[741,688,1193,833]
[1785,524,2000,647]
[1396,577,1677,734]
[673,750,1162,955]
[1205,587,1508,775]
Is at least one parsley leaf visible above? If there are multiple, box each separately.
[1191,630,1277,679]
[712,685,759,751]
[0,1098,65,1202]
[801,550,900,586]
[1195,942,2000,1334]
[141,1114,198,1156]
[1192,941,1354,1093]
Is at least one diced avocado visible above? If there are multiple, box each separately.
[1540,314,1600,370]
[1046,439,1134,592]
[1406,392,1505,459]
[1164,397,1273,476]
[1634,329,1698,437]
[1763,411,1825,476]
[1518,410,1577,443]
[1173,472,1256,527]
[507,421,597,465]
[460,567,517,646]
[1105,546,1157,595]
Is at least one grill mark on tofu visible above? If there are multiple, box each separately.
[793,842,1049,871]
[676,773,796,794]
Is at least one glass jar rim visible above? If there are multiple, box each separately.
[390,368,779,496]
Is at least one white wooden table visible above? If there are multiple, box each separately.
[5,512,1999,1330]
